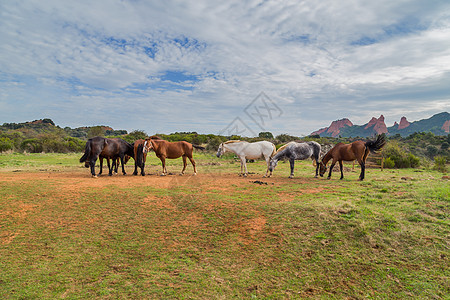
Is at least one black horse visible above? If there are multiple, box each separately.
[80,137,134,177]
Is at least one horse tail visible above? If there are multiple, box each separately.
[365,134,386,154]
[136,143,144,167]
[193,144,205,151]
[79,139,92,163]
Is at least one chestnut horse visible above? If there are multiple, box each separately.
[80,136,134,177]
[143,138,204,175]
[319,134,386,180]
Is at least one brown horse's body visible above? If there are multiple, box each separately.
[144,138,202,175]
[319,135,386,180]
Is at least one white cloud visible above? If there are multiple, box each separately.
[0,0,449,135]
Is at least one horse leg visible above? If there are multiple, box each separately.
[242,158,248,177]
[120,155,127,175]
[264,156,271,177]
[288,158,295,178]
[327,161,336,180]
[160,157,167,175]
[339,160,344,180]
[107,158,113,176]
[90,155,98,178]
[141,153,147,176]
[358,159,366,180]
[133,160,138,176]
[180,155,187,175]
[314,158,319,178]
[188,156,197,175]
[99,157,103,175]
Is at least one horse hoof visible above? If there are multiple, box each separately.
[193,173,197,176]
[288,176,293,179]
[92,175,98,178]
[327,177,331,180]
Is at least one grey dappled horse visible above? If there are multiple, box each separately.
[269,141,321,178]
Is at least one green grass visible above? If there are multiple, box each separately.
[0,152,449,299]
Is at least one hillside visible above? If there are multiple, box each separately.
[311,112,450,138]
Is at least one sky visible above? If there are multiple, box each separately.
[1,0,450,137]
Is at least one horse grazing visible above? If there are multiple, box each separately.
[132,139,147,176]
[216,140,276,177]
[319,134,386,180]
[269,141,321,178]
[79,136,134,177]
[143,138,204,175]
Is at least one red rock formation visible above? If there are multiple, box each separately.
[398,116,410,130]
[311,118,353,137]
[442,120,450,133]
[365,115,388,135]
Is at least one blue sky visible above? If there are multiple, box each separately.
[1,0,449,136]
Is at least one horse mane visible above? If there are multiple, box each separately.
[275,142,294,154]
[148,135,162,140]
[224,140,243,144]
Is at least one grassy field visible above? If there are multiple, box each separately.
[0,152,448,299]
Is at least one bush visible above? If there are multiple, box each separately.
[0,137,14,152]
[433,156,448,173]
[382,141,421,168]
[383,157,395,168]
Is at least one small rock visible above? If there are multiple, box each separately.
[401,176,413,181]
[442,175,450,180]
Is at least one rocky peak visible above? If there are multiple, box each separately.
[442,120,450,133]
[364,115,387,134]
[398,116,410,130]
[310,118,353,137]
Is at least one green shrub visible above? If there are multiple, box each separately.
[0,137,14,152]
[433,156,447,173]
[382,141,421,168]
[383,157,395,168]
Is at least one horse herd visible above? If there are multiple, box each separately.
[80,134,386,181]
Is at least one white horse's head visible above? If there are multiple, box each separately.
[268,158,278,172]
[216,143,224,157]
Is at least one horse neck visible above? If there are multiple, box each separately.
[150,139,163,153]
[223,142,241,154]
[322,151,332,165]
[272,149,285,161]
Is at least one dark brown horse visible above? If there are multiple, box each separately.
[80,137,134,177]
[143,138,204,175]
[132,139,147,176]
[319,134,386,180]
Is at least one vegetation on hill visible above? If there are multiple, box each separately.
[0,119,449,169]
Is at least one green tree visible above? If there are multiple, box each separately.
[88,126,106,138]
[258,132,274,139]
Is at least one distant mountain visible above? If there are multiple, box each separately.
[310,118,353,137]
[310,112,450,137]
[387,112,450,137]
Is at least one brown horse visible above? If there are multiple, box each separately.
[319,134,386,180]
[143,138,204,175]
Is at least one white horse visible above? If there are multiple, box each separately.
[216,140,276,177]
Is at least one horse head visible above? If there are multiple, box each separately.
[216,143,224,157]
[143,139,154,153]
[319,161,327,177]
[268,158,278,172]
